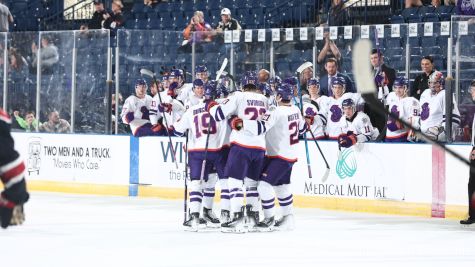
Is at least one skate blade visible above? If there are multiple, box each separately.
[205,222,221,228]
[221,226,247,234]
[254,226,274,233]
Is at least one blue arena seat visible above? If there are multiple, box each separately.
[406,13,422,23]
[423,13,439,22]
[421,36,437,47]
[390,15,405,24]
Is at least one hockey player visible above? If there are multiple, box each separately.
[195,65,209,83]
[184,79,205,109]
[121,79,163,136]
[240,83,307,231]
[0,108,29,229]
[206,74,268,232]
[174,82,226,231]
[385,77,420,142]
[169,69,193,105]
[303,78,329,140]
[338,98,380,148]
[419,71,461,142]
[325,77,364,140]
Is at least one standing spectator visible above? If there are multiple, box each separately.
[371,49,396,92]
[0,0,13,32]
[31,36,59,75]
[182,11,212,46]
[328,0,348,26]
[13,111,38,132]
[102,0,125,36]
[457,0,475,15]
[317,31,341,76]
[411,56,435,100]
[461,80,475,225]
[405,0,424,8]
[144,0,159,7]
[88,1,109,30]
[215,8,241,32]
[319,58,354,96]
[9,48,28,78]
[39,110,71,133]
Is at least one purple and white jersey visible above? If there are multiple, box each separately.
[313,95,331,115]
[243,105,307,162]
[184,93,202,110]
[174,100,227,152]
[302,102,327,139]
[325,92,364,139]
[158,91,186,127]
[341,111,379,143]
[385,92,420,140]
[176,83,193,103]
[419,89,460,133]
[121,94,155,135]
[209,91,269,150]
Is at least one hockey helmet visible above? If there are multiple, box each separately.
[195,65,208,74]
[204,81,218,100]
[135,78,148,90]
[283,76,298,86]
[169,69,184,80]
[218,83,229,98]
[276,83,293,102]
[258,82,272,97]
[342,98,356,110]
[269,76,282,86]
[393,76,408,88]
[193,79,205,89]
[331,76,346,87]
[429,71,445,88]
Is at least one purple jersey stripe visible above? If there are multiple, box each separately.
[279,201,293,207]
[190,198,203,202]
[220,195,230,199]
[221,189,230,193]
[262,203,275,209]
[204,193,215,197]
[233,193,244,198]
[262,198,275,204]
[230,188,241,193]
[246,193,259,197]
[278,195,293,202]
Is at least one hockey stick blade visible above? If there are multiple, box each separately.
[215,58,228,82]
[321,168,330,183]
[140,68,155,78]
[351,39,470,167]
[296,62,313,74]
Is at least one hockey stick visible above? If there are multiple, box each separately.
[183,130,189,223]
[200,58,228,181]
[306,127,331,182]
[140,68,179,169]
[296,62,313,178]
[351,39,470,167]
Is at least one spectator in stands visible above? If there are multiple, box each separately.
[40,110,71,133]
[0,0,12,32]
[317,31,341,76]
[457,0,475,15]
[215,8,241,32]
[370,49,396,91]
[13,111,38,132]
[431,0,442,7]
[102,0,125,36]
[31,36,59,75]
[319,58,354,96]
[405,0,424,8]
[9,48,28,77]
[144,0,159,7]
[258,69,270,83]
[182,11,212,46]
[88,1,109,30]
[411,56,435,100]
[328,0,348,26]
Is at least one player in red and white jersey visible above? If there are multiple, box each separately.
[240,83,308,231]
[206,73,268,232]
[184,79,206,110]
[337,99,379,148]
[0,108,29,229]
[325,77,364,140]
[419,71,460,142]
[121,79,163,136]
[174,82,227,231]
[303,78,328,140]
[158,73,187,128]
[385,77,420,142]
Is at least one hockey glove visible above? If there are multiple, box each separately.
[305,116,315,127]
[168,82,179,98]
[387,119,403,132]
[158,103,173,113]
[374,72,386,87]
[230,116,243,131]
[204,99,218,113]
[425,126,444,141]
[338,131,357,148]
[125,112,135,123]
[151,123,163,133]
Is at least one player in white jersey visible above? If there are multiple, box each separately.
[303,78,328,140]
[325,77,364,140]
[121,79,163,136]
[159,79,186,129]
[258,82,276,107]
[337,99,380,147]
[385,77,420,142]
[174,82,227,231]
[168,69,194,105]
[183,79,205,109]
[241,83,308,231]
[195,65,209,83]
[419,71,461,142]
[206,73,268,232]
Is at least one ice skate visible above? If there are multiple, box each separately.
[221,210,246,233]
[255,216,275,232]
[274,214,295,231]
[203,207,220,228]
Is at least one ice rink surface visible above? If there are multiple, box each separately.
[1,193,474,267]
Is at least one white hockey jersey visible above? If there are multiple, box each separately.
[157,91,186,127]
[184,93,202,110]
[176,83,193,104]
[174,101,227,152]
[419,89,460,133]
[341,111,380,143]
[325,92,364,139]
[121,95,155,135]
[385,92,420,140]
[209,91,269,150]
[243,105,307,162]
[302,102,327,139]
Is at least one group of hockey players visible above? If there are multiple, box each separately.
[119,62,460,232]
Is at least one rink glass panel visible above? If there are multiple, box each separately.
[191,31,227,82]
[0,33,5,111]
[451,16,475,142]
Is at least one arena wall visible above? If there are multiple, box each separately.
[12,133,471,220]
